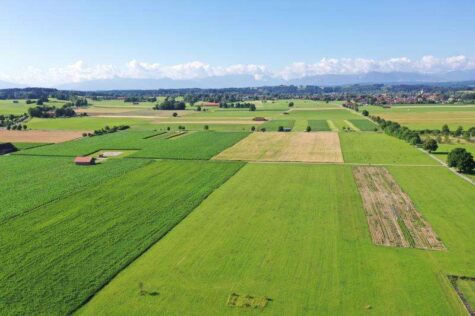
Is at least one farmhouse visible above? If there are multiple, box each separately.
[0,143,17,155]
[74,156,96,165]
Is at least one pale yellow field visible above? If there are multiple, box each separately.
[213,132,344,162]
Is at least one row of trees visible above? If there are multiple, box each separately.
[83,125,130,137]
[419,124,475,141]
[371,116,422,145]
[28,104,78,118]
[124,96,157,103]
[0,114,28,129]
[153,98,186,110]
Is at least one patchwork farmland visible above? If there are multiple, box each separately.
[1,95,475,316]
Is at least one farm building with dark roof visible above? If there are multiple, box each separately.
[74,156,96,165]
[0,143,17,155]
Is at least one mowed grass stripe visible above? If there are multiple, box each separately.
[0,160,244,315]
[79,164,459,315]
[348,119,378,131]
[308,120,331,131]
[344,120,360,131]
[327,120,338,131]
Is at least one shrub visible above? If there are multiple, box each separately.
[422,138,438,153]
[172,112,178,117]
[447,148,475,173]
[204,125,209,130]
[362,110,369,116]
[251,126,256,132]
[278,126,284,132]
[306,126,311,132]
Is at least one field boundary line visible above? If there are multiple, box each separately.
[69,161,247,314]
[247,160,442,167]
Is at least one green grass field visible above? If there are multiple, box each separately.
[261,119,295,131]
[79,163,472,315]
[2,97,475,315]
[361,105,475,130]
[0,99,31,115]
[130,131,249,159]
[151,123,255,132]
[246,99,342,110]
[456,278,475,310]
[0,160,244,315]
[339,132,438,165]
[87,98,161,108]
[348,119,378,131]
[11,142,51,150]
[433,143,475,162]
[27,116,152,130]
[307,119,331,131]
[0,155,149,221]
[17,130,158,156]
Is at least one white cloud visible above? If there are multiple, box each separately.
[278,55,475,80]
[1,56,475,86]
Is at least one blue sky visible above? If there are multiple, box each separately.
[1,0,474,85]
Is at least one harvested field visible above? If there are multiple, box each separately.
[213,132,344,163]
[352,166,445,250]
[0,130,85,143]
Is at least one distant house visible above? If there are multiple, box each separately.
[202,102,219,107]
[0,143,17,155]
[253,117,267,121]
[74,156,95,165]
[283,127,292,132]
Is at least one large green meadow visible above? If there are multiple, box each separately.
[17,130,248,159]
[1,97,474,315]
[361,104,475,130]
[80,164,473,315]
[0,160,244,315]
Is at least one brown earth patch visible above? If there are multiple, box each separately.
[0,130,85,143]
[353,166,445,250]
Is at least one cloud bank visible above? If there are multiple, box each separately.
[1,56,475,86]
